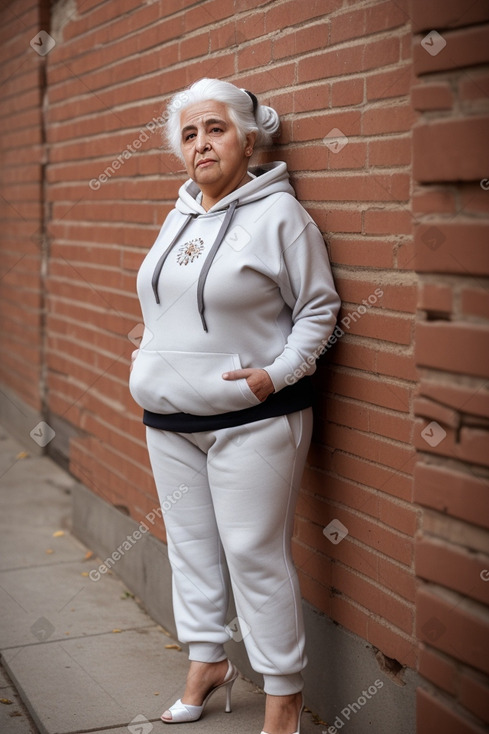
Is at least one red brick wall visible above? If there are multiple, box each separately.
[0,0,48,414]
[1,1,488,729]
[410,2,489,732]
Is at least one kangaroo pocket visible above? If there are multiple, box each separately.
[129,350,262,415]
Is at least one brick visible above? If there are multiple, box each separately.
[379,495,418,535]
[412,188,456,215]
[330,595,369,640]
[329,6,366,44]
[414,24,489,76]
[411,0,489,33]
[415,418,489,465]
[291,83,330,113]
[418,378,489,421]
[414,222,489,276]
[273,22,328,60]
[378,556,416,601]
[331,565,414,633]
[343,309,414,345]
[297,572,331,617]
[418,644,458,695]
[365,0,410,34]
[417,586,489,674]
[237,38,273,71]
[327,142,369,171]
[265,0,338,32]
[300,172,409,202]
[461,288,489,320]
[418,282,453,313]
[237,62,296,94]
[367,65,412,101]
[331,78,364,107]
[415,321,489,378]
[368,135,411,166]
[460,71,489,102]
[417,687,487,734]
[284,146,329,173]
[335,277,416,313]
[460,183,489,214]
[411,83,454,110]
[414,396,459,429]
[459,670,489,725]
[363,36,400,71]
[298,44,364,83]
[413,116,489,182]
[363,209,412,235]
[293,109,361,141]
[416,538,489,605]
[328,238,395,268]
[324,422,415,470]
[362,102,415,135]
[311,441,414,501]
[367,618,417,667]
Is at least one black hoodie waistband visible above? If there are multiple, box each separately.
[142,377,313,433]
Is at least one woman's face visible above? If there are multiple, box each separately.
[179,100,256,206]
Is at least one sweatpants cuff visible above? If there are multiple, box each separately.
[263,672,304,696]
[188,642,227,663]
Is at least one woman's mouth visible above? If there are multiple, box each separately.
[196,159,216,168]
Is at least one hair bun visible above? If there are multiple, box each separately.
[256,104,280,138]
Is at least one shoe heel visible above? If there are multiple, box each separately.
[225,676,235,713]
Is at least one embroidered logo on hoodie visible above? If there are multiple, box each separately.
[177,238,204,265]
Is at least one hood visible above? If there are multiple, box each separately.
[152,161,295,332]
[175,161,295,215]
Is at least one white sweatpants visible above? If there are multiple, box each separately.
[146,408,313,696]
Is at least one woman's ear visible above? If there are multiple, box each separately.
[245,131,257,153]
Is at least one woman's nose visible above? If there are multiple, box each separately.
[195,132,210,152]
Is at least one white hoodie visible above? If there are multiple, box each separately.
[129,161,340,422]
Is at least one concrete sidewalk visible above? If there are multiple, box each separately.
[0,424,321,734]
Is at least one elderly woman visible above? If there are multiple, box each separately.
[129,78,340,734]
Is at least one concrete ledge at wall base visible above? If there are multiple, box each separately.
[0,387,83,469]
[0,386,45,458]
[72,481,418,733]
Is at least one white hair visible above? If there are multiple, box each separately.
[164,78,280,161]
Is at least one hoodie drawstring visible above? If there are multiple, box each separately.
[197,199,237,332]
[151,214,194,304]
[151,199,238,332]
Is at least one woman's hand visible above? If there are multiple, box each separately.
[222,368,274,402]
[130,349,139,372]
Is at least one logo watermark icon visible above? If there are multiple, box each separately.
[31,616,55,641]
[323,128,349,153]
[480,179,489,191]
[225,615,251,642]
[421,30,446,56]
[30,421,56,447]
[421,421,447,448]
[127,714,153,734]
[323,519,349,545]
[30,30,56,56]
[128,324,153,348]
[421,226,445,251]
[421,616,446,643]
[225,226,252,251]
[480,569,489,582]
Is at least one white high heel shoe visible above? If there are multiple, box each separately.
[161,660,239,724]
[261,695,304,734]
